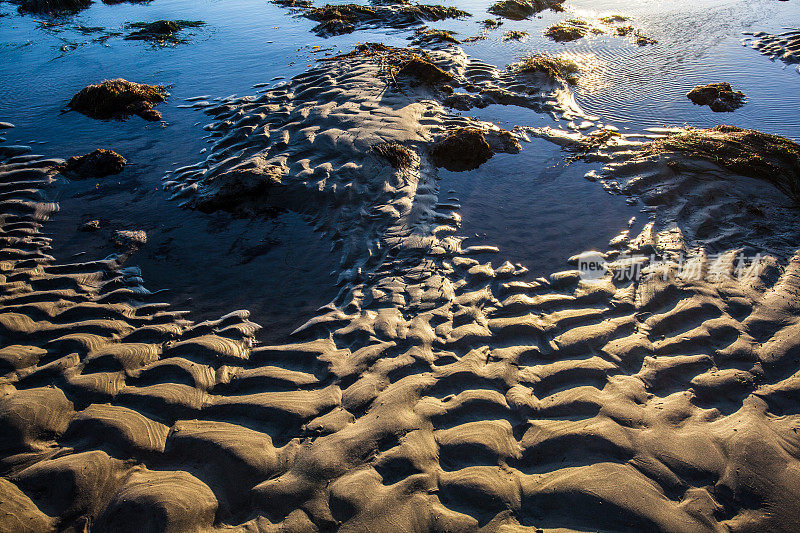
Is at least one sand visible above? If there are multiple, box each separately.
[745,29,800,72]
[2,42,800,532]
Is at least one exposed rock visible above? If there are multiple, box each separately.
[63,149,127,178]
[68,79,168,121]
[687,82,746,112]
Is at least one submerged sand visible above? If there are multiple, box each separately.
[2,41,800,533]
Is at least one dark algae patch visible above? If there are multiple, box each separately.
[124,20,205,46]
[410,27,460,46]
[300,2,469,36]
[488,0,564,21]
[372,142,414,169]
[503,30,528,41]
[509,53,580,84]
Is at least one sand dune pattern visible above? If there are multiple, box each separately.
[745,29,800,71]
[2,45,800,532]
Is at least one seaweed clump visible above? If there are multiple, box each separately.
[508,54,580,84]
[648,125,800,205]
[304,4,375,35]
[68,79,168,121]
[503,30,528,41]
[545,19,589,42]
[615,25,657,45]
[271,0,312,6]
[62,149,126,178]
[303,3,469,36]
[488,0,564,21]
[411,27,459,46]
[430,128,494,172]
[124,20,205,45]
[397,58,453,84]
[11,0,91,13]
[372,142,414,168]
[687,82,746,112]
[408,4,469,21]
[323,43,453,85]
[599,14,628,24]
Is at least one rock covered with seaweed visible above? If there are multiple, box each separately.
[67,78,168,121]
[687,82,746,112]
[62,148,127,178]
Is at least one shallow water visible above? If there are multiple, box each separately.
[438,138,644,275]
[0,0,797,337]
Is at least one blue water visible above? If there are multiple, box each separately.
[0,0,797,337]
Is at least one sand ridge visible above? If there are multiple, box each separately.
[744,29,800,73]
[164,45,578,287]
[2,45,800,532]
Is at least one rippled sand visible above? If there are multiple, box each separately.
[3,27,800,529]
